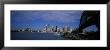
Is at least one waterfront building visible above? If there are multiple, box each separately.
[25,28,31,31]
[55,26,57,32]
[63,26,68,32]
[44,24,53,32]
[21,29,25,32]
[59,28,63,33]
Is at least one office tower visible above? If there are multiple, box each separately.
[59,28,63,33]
[46,24,53,32]
[55,26,57,32]
[63,26,68,32]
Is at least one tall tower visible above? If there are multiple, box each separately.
[63,26,68,32]
[55,26,57,32]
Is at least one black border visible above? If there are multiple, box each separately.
[0,0,109,50]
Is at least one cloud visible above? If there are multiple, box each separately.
[11,10,83,23]
[38,10,83,23]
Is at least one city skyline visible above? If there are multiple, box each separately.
[11,10,98,32]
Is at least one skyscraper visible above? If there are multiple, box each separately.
[55,26,57,32]
[45,24,53,32]
[63,26,68,32]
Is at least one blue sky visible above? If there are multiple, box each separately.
[11,10,98,32]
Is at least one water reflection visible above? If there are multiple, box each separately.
[11,32,65,40]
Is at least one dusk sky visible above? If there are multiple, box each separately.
[11,10,98,32]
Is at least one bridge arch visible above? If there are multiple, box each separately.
[78,11,100,33]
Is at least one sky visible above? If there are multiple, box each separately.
[11,10,98,32]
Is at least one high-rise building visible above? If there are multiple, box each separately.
[59,28,63,33]
[63,26,72,33]
[45,24,53,32]
[55,26,57,32]
[70,28,73,32]
[63,26,68,32]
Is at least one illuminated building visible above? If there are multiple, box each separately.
[63,26,68,32]
[45,24,53,32]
